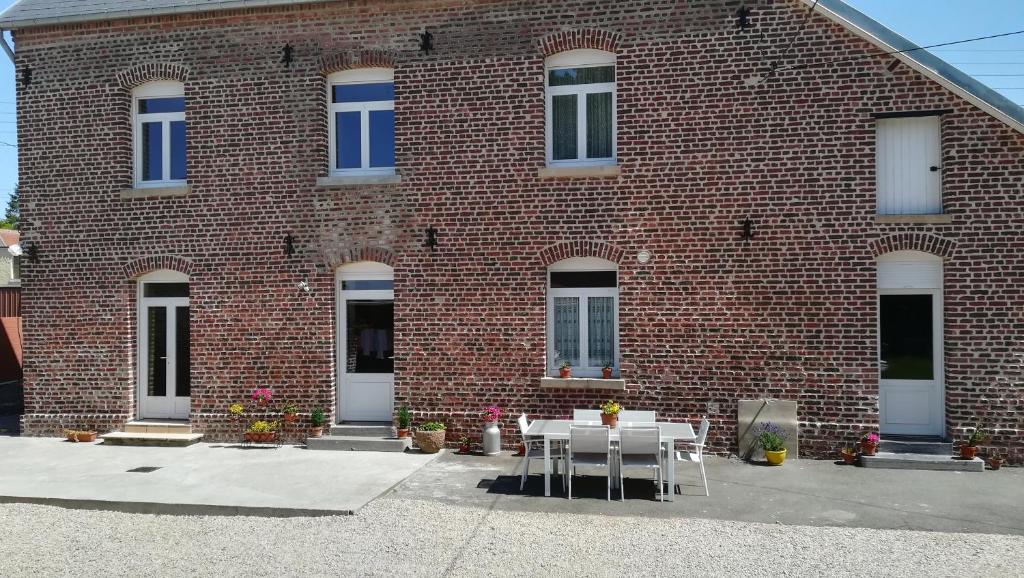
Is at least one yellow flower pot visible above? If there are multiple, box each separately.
[764,449,787,465]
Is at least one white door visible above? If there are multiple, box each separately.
[877,252,944,436]
[138,272,191,420]
[337,262,394,422]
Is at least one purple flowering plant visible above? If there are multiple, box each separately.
[753,421,788,452]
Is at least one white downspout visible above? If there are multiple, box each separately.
[0,31,14,65]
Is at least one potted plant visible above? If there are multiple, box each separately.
[839,447,857,465]
[986,453,1005,470]
[414,421,446,453]
[754,422,788,465]
[245,420,277,443]
[280,401,299,423]
[64,429,97,443]
[457,435,471,454]
[559,360,572,378]
[396,406,412,438]
[602,362,614,379]
[228,403,244,422]
[600,400,622,427]
[309,407,326,438]
[482,406,502,455]
[252,387,273,407]
[859,432,880,456]
[961,426,988,459]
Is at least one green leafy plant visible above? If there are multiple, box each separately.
[967,426,989,447]
[458,435,470,444]
[559,360,572,370]
[280,401,298,414]
[310,407,326,427]
[397,406,412,429]
[419,421,445,431]
[247,420,277,433]
[753,422,787,452]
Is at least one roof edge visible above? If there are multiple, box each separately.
[0,0,332,29]
[810,0,1024,135]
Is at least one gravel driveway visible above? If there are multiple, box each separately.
[3,497,1021,577]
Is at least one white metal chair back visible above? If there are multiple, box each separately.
[619,426,661,456]
[517,413,530,439]
[573,409,601,422]
[619,410,656,423]
[569,424,610,454]
[695,417,710,448]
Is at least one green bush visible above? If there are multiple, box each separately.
[397,406,412,428]
[419,421,445,432]
[310,407,326,427]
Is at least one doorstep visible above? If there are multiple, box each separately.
[100,432,204,447]
[860,452,984,472]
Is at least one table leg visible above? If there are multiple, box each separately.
[544,436,551,497]
[665,441,676,502]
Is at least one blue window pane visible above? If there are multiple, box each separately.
[369,110,395,168]
[336,112,362,169]
[170,121,186,180]
[333,83,394,103]
[139,97,185,114]
[142,122,162,181]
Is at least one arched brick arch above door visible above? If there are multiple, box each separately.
[536,28,622,57]
[123,255,195,280]
[326,246,397,270]
[116,62,190,89]
[319,49,397,76]
[869,233,958,260]
[537,240,624,267]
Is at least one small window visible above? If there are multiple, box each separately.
[328,68,395,176]
[876,116,942,215]
[545,49,616,167]
[11,256,19,281]
[134,81,186,188]
[547,257,619,377]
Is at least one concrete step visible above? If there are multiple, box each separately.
[306,435,410,452]
[329,422,395,438]
[861,452,984,472]
[879,438,951,455]
[123,421,192,435]
[100,432,203,447]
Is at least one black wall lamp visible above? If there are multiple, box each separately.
[740,218,755,243]
[419,29,434,55]
[424,226,438,251]
[284,234,296,257]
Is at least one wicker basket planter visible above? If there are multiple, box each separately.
[245,431,277,443]
[415,429,446,453]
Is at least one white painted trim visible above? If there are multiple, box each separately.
[546,258,619,378]
[137,274,190,420]
[132,81,186,188]
[336,260,394,278]
[877,251,942,289]
[544,51,616,167]
[548,256,618,271]
[327,67,394,84]
[327,69,396,177]
[545,49,615,68]
[138,269,189,283]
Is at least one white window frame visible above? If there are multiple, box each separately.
[133,80,186,188]
[545,49,617,167]
[327,68,396,177]
[10,256,19,282]
[546,257,619,378]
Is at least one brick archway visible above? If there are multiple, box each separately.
[537,240,624,267]
[116,63,190,89]
[536,28,622,57]
[320,49,397,76]
[122,255,195,279]
[326,246,397,270]
[869,233,958,260]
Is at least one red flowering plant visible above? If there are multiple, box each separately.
[482,406,502,423]
[252,388,273,405]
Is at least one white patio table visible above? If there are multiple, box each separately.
[525,419,696,502]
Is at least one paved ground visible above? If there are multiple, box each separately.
[0,437,438,515]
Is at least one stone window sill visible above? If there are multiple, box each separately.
[316,174,402,187]
[538,165,621,179]
[875,214,953,225]
[120,185,191,199]
[540,377,626,390]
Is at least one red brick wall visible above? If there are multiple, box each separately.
[12,0,1024,461]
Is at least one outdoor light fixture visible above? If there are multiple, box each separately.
[284,234,295,257]
[637,250,652,264]
[424,226,438,251]
[740,218,755,243]
[419,29,434,55]
[282,43,294,68]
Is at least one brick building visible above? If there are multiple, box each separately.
[1,0,1021,460]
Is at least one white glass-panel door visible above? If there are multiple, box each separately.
[337,263,394,423]
[878,289,943,436]
[138,282,190,420]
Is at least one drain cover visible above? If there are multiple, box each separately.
[127,466,162,473]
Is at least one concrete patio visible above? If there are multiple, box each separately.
[0,437,439,516]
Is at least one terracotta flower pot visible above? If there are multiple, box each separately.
[415,429,446,454]
[602,367,613,379]
[559,367,571,378]
[986,457,1004,470]
[458,444,471,454]
[257,399,268,407]
[515,442,526,456]
[283,412,297,423]
[245,431,276,443]
[66,430,97,443]
[601,413,618,428]
[859,441,878,456]
[960,445,978,459]
[397,428,410,438]
[308,427,323,438]
[840,450,857,465]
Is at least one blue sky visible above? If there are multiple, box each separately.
[0,0,1021,212]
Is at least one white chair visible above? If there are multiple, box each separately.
[618,426,664,502]
[618,410,656,423]
[672,417,710,496]
[573,409,601,422]
[518,414,565,492]
[567,425,612,501]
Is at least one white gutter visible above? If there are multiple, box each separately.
[0,30,13,65]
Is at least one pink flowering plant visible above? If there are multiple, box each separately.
[862,432,880,444]
[483,406,501,422]
[251,388,273,404]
